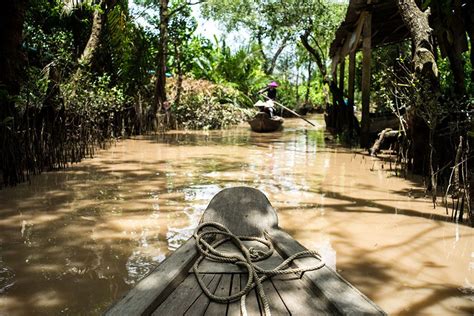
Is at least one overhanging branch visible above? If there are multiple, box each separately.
[169,0,206,17]
[300,29,327,79]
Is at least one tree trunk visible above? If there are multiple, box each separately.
[305,61,312,103]
[397,0,440,178]
[151,0,169,128]
[360,12,371,148]
[255,31,269,71]
[0,2,27,97]
[465,1,474,83]
[348,50,356,107]
[257,32,289,75]
[432,0,467,96]
[267,35,290,75]
[0,0,28,186]
[395,0,438,80]
[448,0,467,96]
[300,30,327,78]
[79,3,104,66]
[300,29,359,135]
[174,43,183,108]
[445,43,466,96]
[295,67,300,105]
[71,1,105,83]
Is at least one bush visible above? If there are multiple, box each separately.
[168,78,253,129]
[61,73,133,138]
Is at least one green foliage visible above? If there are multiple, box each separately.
[165,0,348,116]
[170,79,253,129]
[191,39,268,97]
[168,1,198,74]
[202,0,324,37]
[309,77,328,106]
[371,45,409,113]
[91,1,157,98]
[62,0,100,15]
[62,73,129,114]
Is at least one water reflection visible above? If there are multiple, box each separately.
[0,116,472,315]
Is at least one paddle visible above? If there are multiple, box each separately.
[260,94,318,127]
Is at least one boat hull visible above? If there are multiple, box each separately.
[248,112,284,133]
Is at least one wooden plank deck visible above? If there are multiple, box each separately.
[148,238,343,316]
[205,274,232,315]
[227,274,241,316]
[147,270,342,315]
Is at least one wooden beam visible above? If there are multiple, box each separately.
[332,63,338,108]
[339,12,367,60]
[360,10,372,148]
[330,11,366,75]
[348,50,356,107]
[339,57,345,93]
[330,55,339,78]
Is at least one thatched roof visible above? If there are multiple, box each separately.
[329,0,411,60]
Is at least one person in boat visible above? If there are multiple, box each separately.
[257,81,278,118]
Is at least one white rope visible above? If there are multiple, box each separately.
[192,222,326,316]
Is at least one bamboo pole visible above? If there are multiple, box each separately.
[261,94,318,127]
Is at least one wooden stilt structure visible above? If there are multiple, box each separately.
[329,0,412,146]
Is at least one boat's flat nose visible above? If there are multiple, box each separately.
[200,186,279,236]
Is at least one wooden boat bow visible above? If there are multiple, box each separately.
[105,187,386,315]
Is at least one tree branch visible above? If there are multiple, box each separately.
[255,31,268,60]
[300,28,327,79]
[266,34,290,75]
[309,33,326,63]
[169,0,206,17]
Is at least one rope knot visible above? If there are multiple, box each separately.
[248,247,266,260]
[192,222,325,316]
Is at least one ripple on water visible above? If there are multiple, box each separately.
[124,250,165,285]
[0,261,15,294]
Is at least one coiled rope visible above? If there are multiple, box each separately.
[193,222,326,316]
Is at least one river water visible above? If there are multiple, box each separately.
[0,116,472,315]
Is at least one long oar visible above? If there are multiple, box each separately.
[261,94,318,127]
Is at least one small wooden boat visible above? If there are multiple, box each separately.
[249,112,284,133]
[106,187,386,315]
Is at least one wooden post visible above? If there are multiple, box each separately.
[348,50,356,107]
[360,11,372,148]
[332,63,338,111]
[339,57,345,94]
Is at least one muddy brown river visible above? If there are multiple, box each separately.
[0,116,473,315]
